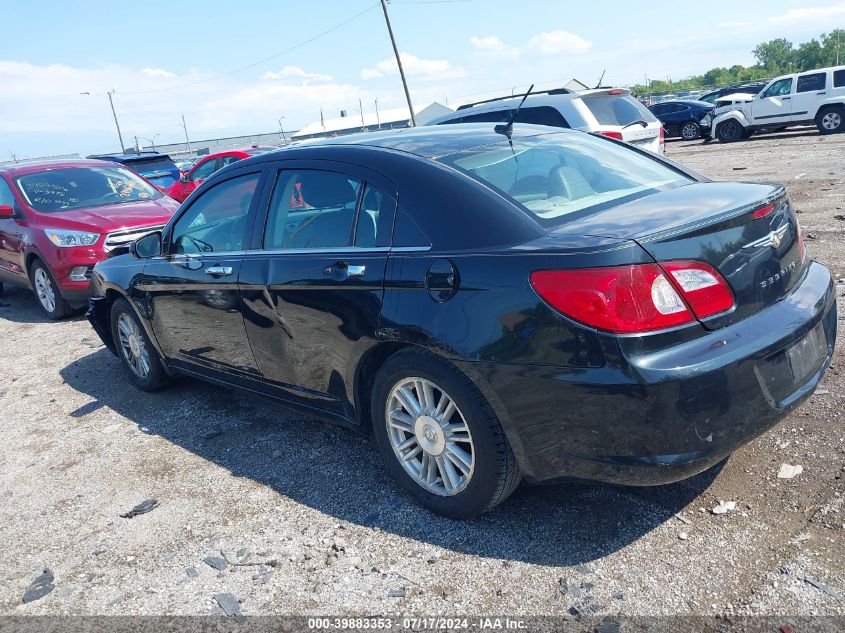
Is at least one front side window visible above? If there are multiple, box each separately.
[190,158,220,181]
[763,78,793,98]
[438,131,691,227]
[796,73,826,93]
[16,166,161,213]
[264,170,361,250]
[0,178,16,208]
[171,173,259,254]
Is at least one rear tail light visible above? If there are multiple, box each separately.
[598,130,624,140]
[659,261,734,318]
[659,127,665,153]
[530,262,734,334]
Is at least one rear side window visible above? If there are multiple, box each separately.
[264,170,360,250]
[125,156,177,174]
[833,69,845,88]
[796,73,826,93]
[515,106,569,128]
[581,95,657,126]
[438,131,691,226]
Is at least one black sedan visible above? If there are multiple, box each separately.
[648,100,715,140]
[87,125,837,518]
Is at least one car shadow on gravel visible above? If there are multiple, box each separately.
[0,285,86,324]
[61,347,721,567]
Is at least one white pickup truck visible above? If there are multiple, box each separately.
[710,65,845,142]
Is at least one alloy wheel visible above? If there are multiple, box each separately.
[33,267,56,313]
[681,123,699,140]
[385,377,475,496]
[117,313,151,379]
[821,111,841,131]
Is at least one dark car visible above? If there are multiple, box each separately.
[87,151,181,190]
[86,125,836,518]
[699,82,768,104]
[648,100,715,140]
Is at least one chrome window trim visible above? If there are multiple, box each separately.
[148,245,431,261]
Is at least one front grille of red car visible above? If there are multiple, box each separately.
[104,225,166,251]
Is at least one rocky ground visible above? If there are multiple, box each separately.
[0,128,843,626]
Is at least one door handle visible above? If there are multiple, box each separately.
[817,91,827,95]
[205,265,233,277]
[323,261,366,280]
[782,96,791,100]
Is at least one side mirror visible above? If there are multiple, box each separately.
[0,204,15,218]
[130,231,163,258]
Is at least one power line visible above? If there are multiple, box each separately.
[121,2,380,95]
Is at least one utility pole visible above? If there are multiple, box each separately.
[359,98,366,129]
[379,0,416,127]
[134,136,140,153]
[278,117,287,145]
[179,114,193,155]
[106,90,126,153]
[81,90,125,153]
[375,98,381,130]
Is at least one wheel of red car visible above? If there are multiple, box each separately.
[371,348,521,519]
[28,259,70,320]
[110,298,171,392]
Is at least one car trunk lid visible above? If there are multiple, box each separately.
[555,181,805,329]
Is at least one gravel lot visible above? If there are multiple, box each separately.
[1,128,843,623]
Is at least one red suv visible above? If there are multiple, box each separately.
[0,159,180,319]
[166,146,276,202]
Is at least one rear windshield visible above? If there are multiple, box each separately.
[437,131,691,226]
[16,165,162,213]
[122,156,177,174]
[581,95,658,127]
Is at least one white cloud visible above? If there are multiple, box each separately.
[261,65,333,82]
[0,60,367,157]
[469,35,521,60]
[526,30,592,55]
[140,67,175,78]
[361,52,466,80]
[717,21,749,29]
[767,2,845,23]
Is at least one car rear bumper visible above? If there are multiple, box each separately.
[457,260,837,485]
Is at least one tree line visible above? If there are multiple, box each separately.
[630,29,843,96]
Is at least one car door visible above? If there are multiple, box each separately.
[790,72,827,121]
[141,169,265,377]
[239,161,396,418]
[0,176,27,284]
[752,78,794,123]
[181,156,221,200]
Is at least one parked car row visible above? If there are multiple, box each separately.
[0,84,837,518]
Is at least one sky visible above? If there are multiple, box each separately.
[1,0,844,158]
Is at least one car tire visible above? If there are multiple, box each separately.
[816,106,844,135]
[716,119,744,143]
[680,121,700,140]
[371,348,521,519]
[28,259,70,320]
[110,297,171,392]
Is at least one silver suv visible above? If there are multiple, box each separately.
[427,87,664,154]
